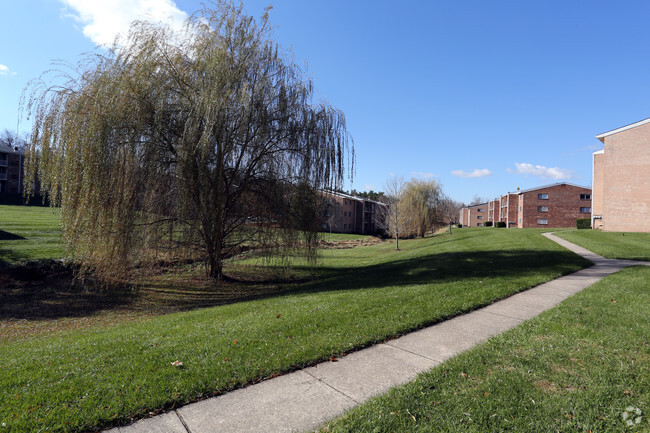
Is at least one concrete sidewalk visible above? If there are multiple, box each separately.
[107,233,649,433]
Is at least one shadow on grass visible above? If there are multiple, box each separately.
[126,247,591,315]
[0,230,26,241]
[0,248,29,265]
[0,261,132,320]
[295,248,591,294]
[0,236,591,321]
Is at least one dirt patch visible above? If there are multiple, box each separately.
[319,237,384,249]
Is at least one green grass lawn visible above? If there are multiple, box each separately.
[0,205,64,264]
[319,266,650,433]
[0,225,591,432]
[320,231,372,242]
[554,229,650,261]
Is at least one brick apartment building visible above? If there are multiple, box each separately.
[498,193,519,227]
[0,144,25,194]
[460,183,591,228]
[515,183,592,228]
[459,202,488,227]
[487,199,498,222]
[592,118,650,232]
[320,190,386,235]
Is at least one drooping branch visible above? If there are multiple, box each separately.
[23,1,353,282]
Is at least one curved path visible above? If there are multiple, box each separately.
[107,233,649,433]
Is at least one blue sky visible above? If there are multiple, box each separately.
[2,0,650,204]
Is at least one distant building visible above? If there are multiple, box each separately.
[592,118,650,232]
[487,198,499,223]
[0,145,25,194]
[515,183,591,228]
[459,202,488,227]
[498,192,519,227]
[320,190,386,235]
[459,183,591,229]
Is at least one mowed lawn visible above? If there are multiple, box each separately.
[319,266,650,432]
[0,205,64,264]
[0,214,591,432]
[554,229,650,261]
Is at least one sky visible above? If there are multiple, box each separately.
[2,0,650,204]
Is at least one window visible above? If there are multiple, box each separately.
[477,223,483,227]
[477,208,484,212]
[477,216,483,219]
[580,207,591,213]
[537,219,548,225]
[0,167,6,180]
[580,194,591,200]
[538,193,548,200]
[538,206,548,212]
[0,154,7,166]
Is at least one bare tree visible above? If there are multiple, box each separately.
[23,1,353,281]
[437,194,464,234]
[376,176,407,250]
[470,194,489,205]
[0,129,27,150]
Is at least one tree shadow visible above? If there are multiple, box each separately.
[0,260,132,320]
[108,247,591,315]
[0,242,591,321]
[293,248,591,296]
[0,248,28,265]
[0,230,26,241]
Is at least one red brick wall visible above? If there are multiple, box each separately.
[499,193,518,227]
[592,151,605,230]
[487,199,500,222]
[598,122,650,232]
[463,203,488,227]
[517,184,592,228]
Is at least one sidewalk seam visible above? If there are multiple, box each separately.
[383,341,445,364]
[303,369,361,405]
[175,410,192,433]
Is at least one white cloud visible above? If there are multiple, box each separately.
[508,162,573,180]
[451,168,492,178]
[59,0,188,46]
[0,64,17,76]
[411,171,436,179]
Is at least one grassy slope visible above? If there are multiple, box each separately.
[0,205,64,264]
[554,229,650,261]
[320,266,650,433]
[0,228,589,432]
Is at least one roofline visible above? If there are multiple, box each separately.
[320,189,386,206]
[0,145,26,155]
[593,149,604,155]
[595,117,650,142]
[516,182,591,194]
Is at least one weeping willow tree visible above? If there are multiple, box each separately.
[401,179,442,238]
[23,2,353,281]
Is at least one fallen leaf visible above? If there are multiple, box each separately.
[171,360,183,367]
[276,314,281,318]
